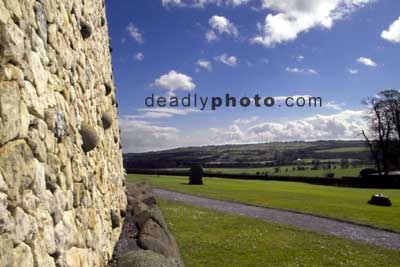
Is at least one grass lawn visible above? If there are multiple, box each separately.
[302,158,361,163]
[315,147,369,153]
[128,174,400,232]
[205,166,367,178]
[163,165,371,178]
[159,199,400,267]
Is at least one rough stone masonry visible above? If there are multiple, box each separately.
[0,0,128,266]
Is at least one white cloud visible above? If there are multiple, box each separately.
[252,0,373,47]
[197,59,212,71]
[135,52,144,61]
[296,55,305,61]
[206,15,239,42]
[251,95,342,110]
[153,70,196,93]
[161,0,182,6]
[161,0,250,8]
[215,53,238,66]
[357,57,377,67]
[286,67,318,74]
[210,15,239,36]
[136,107,201,118]
[347,67,359,74]
[308,69,318,75]
[120,109,368,152]
[234,116,259,124]
[209,109,367,144]
[227,0,251,6]
[381,16,400,43]
[273,95,312,101]
[119,116,180,152]
[205,30,218,42]
[126,23,144,44]
[325,101,345,111]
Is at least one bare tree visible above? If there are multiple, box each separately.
[363,90,400,176]
[381,90,400,139]
[362,130,381,175]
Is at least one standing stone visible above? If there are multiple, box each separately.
[117,250,180,267]
[189,164,204,185]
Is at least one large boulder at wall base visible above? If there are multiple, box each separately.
[113,183,184,267]
[189,164,203,185]
[117,250,183,267]
[368,194,392,207]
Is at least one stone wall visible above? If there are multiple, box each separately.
[0,0,126,266]
[111,183,184,267]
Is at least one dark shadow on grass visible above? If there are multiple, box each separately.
[179,183,205,186]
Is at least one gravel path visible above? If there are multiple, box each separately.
[154,189,400,250]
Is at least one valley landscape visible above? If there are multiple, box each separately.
[124,139,400,266]
[2,0,400,267]
[124,140,372,178]
[110,0,400,265]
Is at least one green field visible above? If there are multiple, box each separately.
[161,165,372,178]
[204,166,368,178]
[159,199,400,267]
[315,147,369,153]
[128,174,400,231]
[124,140,371,170]
[302,158,361,163]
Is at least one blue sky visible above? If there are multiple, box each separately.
[105,0,400,152]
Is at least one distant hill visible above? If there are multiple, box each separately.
[123,140,371,169]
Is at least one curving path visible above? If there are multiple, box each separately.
[154,188,400,250]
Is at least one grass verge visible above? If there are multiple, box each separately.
[128,174,400,231]
[159,198,400,267]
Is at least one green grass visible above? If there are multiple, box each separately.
[163,165,371,178]
[159,199,400,267]
[128,174,400,231]
[205,166,368,178]
[315,147,369,153]
[302,158,361,163]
